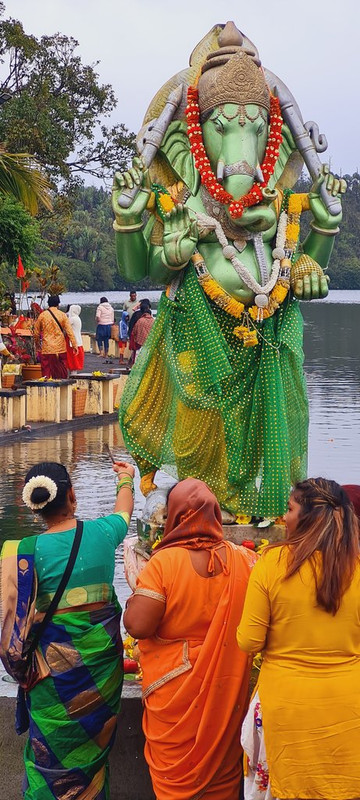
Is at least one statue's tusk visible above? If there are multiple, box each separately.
[217,160,225,182]
[255,164,264,183]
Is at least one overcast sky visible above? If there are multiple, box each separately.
[7,0,360,178]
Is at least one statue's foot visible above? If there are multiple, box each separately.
[220,508,236,524]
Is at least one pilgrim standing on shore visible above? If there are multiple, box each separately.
[66,304,84,373]
[123,289,139,319]
[238,478,360,800]
[34,294,78,379]
[95,296,114,358]
[0,458,135,799]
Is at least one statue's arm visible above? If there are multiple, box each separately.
[114,211,197,285]
[148,244,185,284]
[114,227,149,282]
[292,167,346,300]
[112,155,198,284]
[112,157,151,282]
[302,166,346,269]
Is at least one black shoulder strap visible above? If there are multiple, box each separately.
[27,520,83,657]
[48,308,65,337]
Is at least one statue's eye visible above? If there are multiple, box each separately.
[256,121,266,136]
[213,118,224,134]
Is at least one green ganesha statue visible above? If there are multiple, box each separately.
[112,21,345,518]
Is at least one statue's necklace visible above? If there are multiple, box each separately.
[185,86,283,220]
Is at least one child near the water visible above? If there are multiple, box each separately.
[119,310,129,363]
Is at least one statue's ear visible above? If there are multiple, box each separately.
[149,120,200,195]
[269,123,304,192]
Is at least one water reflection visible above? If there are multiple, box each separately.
[302,302,360,481]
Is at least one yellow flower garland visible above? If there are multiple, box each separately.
[285,193,309,250]
[194,263,245,318]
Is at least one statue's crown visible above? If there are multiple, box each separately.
[197,22,270,115]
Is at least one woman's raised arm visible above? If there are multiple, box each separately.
[113,461,135,519]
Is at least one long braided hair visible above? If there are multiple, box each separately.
[282,478,360,614]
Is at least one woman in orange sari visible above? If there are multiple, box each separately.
[124,478,256,800]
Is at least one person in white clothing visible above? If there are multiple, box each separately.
[123,290,139,320]
[66,304,84,373]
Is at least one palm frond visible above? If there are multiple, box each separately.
[0,151,53,214]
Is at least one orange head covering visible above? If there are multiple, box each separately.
[155,478,223,554]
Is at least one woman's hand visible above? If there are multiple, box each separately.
[113,461,135,478]
[113,461,135,519]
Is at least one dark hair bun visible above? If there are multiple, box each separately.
[31,486,51,504]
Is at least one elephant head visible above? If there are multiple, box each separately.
[197,32,277,233]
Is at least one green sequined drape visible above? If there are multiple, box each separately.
[119,266,308,517]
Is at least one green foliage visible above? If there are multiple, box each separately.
[36,186,132,290]
[0,9,136,190]
[0,194,40,267]
[330,173,360,288]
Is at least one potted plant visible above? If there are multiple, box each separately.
[1,362,22,388]
[4,322,42,381]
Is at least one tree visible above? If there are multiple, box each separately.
[0,194,40,268]
[0,6,136,190]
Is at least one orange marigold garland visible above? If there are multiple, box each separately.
[185,86,283,220]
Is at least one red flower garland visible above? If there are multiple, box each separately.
[185,86,283,219]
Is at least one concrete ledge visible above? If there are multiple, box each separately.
[74,374,121,415]
[223,523,285,545]
[0,693,155,800]
[0,389,27,432]
[0,410,118,446]
[23,379,76,423]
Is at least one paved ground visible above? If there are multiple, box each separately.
[82,350,131,375]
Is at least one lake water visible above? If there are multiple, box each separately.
[0,289,359,693]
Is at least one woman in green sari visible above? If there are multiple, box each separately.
[0,458,134,799]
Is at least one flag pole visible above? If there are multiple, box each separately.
[16,254,25,315]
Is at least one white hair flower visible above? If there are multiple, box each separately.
[22,475,58,511]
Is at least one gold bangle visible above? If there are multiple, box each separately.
[113,220,144,233]
[310,222,340,237]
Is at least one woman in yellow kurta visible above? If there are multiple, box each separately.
[237,477,360,800]
[124,478,257,800]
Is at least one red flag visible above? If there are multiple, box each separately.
[21,279,30,292]
[16,254,25,279]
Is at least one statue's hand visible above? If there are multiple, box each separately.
[291,254,330,300]
[293,271,329,300]
[112,156,151,228]
[309,164,346,230]
[163,205,198,268]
